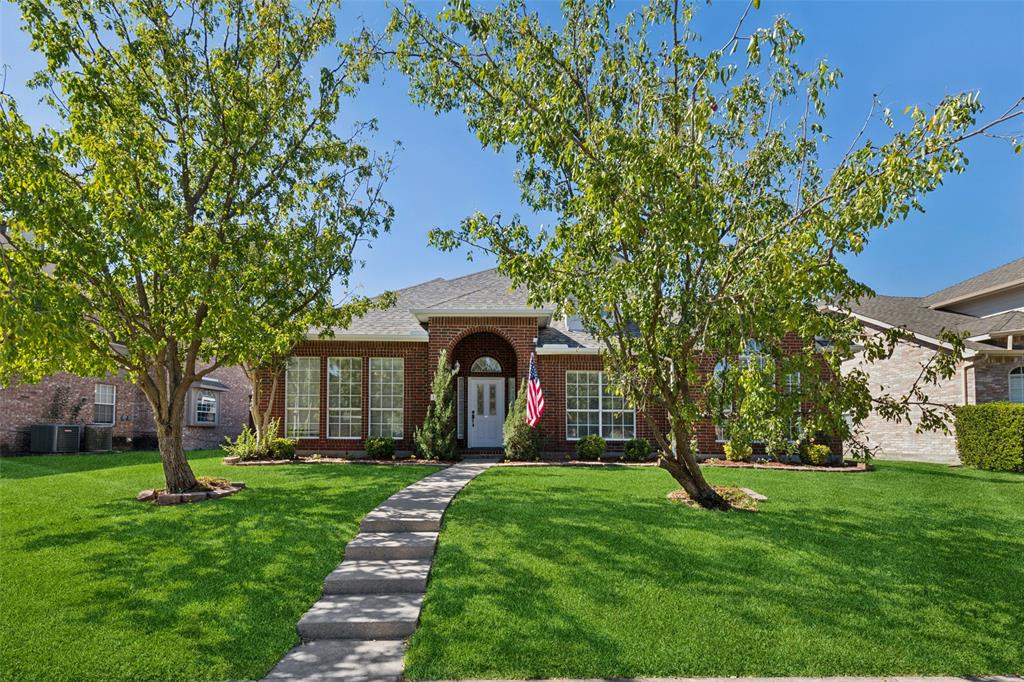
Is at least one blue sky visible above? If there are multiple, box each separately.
[2,0,1021,300]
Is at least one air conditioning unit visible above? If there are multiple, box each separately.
[30,424,82,453]
[84,424,113,452]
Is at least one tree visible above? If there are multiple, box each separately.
[413,349,457,461]
[503,382,540,461]
[390,0,1023,507]
[0,0,393,492]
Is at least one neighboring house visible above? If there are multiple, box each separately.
[258,269,836,458]
[842,257,1024,464]
[0,366,251,454]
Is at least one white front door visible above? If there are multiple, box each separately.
[467,378,505,448]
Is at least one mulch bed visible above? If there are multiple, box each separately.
[667,485,761,511]
[702,458,869,472]
[137,476,245,505]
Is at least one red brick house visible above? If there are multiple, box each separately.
[259,269,815,458]
[0,366,251,454]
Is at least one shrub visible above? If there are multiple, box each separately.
[503,382,540,461]
[723,439,752,462]
[223,426,263,460]
[955,402,1024,472]
[269,437,297,460]
[365,437,396,460]
[413,350,457,461]
[623,437,653,462]
[801,443,831,466]
[575,434,606,460]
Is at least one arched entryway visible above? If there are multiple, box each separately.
[450,332,518,450]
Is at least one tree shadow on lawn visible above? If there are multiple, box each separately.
[6,463,433,681]
[407,466,1024,679]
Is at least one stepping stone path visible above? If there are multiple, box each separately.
[265,462,495,681]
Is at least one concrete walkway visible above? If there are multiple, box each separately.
[264,462,495,682]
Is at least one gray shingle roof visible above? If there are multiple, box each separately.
[845,295,1014,351]
[321,269,545,339]
[922,257,1024,308]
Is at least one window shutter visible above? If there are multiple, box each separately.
[457,377,465,438]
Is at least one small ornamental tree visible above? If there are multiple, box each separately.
[414,350,457,461]
[503,381,540,461]
[390,0,1022,508]
[0,0,393,492]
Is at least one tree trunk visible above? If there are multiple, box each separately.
[659,455,729,510]
[156,418,199,493]
[243,361,280,448]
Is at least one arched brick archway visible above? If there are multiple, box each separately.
[450,331,518,380]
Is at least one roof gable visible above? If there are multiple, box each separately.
[922,257,1024,309]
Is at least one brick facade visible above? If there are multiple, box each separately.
[841,328,963,464]
[0,366,250,454]
[973,355,1024,404]
[261,321,839,459]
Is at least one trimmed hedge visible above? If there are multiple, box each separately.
[575,434,606,460]
[955,402,1024,472]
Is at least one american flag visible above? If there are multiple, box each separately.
[526,352,545,427]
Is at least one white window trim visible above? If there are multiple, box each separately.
[285,356,321,439]
[1009,367,1024,403]
[192,389,219,426]
[369,357,404,439]
[327,357,362,440]
[564,370,636,441]
[94,383,116,425]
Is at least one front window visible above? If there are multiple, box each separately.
[470,356,502,373]
[194,390,218,425]
[94,384,115,424]
[369,358,404,438]
[328,357,362,439]
[285,357,320,438]
[565,371,635,440]
[1010,367,1024,403]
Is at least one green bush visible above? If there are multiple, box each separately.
[723,439,752,462]
[575,434,606,460]
[268,437,297,460]
[365,437,397,460]
[503,382,540,461]
[413,350,457,461]
[801,443,831,466]
[955,402,1024,472]
[623,437,653,462]
[222,426,263,460]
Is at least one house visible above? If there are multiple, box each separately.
[258,268,832,458]
[0,367,251,454]
[842,257,1024,464]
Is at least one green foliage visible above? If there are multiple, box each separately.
[365,437,397,460]
[224,420,296,461]
[223,426,264,461]
[955,403,1024,472]
[723,439,753,462]
[503,382,541,461]
[389,0,1019,501]
[268,437,298,461]
[801,443,832,466]
[0,0,393,491]
[575,434,607,461]
[623,437,653,462]
[414,350,458,461]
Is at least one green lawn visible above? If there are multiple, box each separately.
[0,450,439,682]
[407,462,1024,679]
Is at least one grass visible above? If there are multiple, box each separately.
[406,461,1024,679]
[0,450,439,682]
